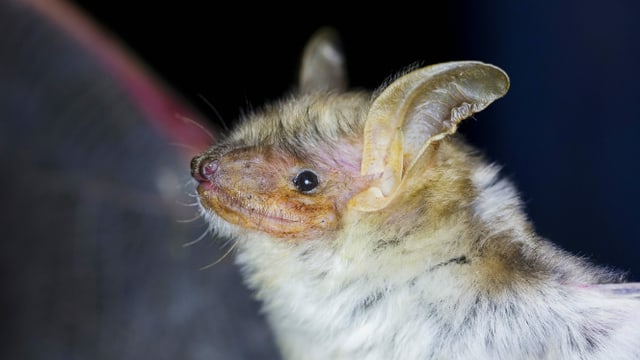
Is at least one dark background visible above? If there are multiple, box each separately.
[73,1,640,278]
[2,1,639,359]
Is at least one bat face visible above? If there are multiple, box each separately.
[191,92,371,241]
[194,145,340,239]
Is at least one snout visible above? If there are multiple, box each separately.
[190,155,218,183]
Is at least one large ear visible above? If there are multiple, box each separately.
[298,27,347,93]
[349,61,510,211]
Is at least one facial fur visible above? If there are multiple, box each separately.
[193,92,373,241]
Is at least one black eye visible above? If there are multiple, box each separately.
[293,170,319,193]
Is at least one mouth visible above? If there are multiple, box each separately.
[196,183,308,238]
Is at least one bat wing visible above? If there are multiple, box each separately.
[0,1,278,359]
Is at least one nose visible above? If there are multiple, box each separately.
[190,155,218,182]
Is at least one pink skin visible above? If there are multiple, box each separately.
[193,139,371,239]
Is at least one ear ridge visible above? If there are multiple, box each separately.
[299,27,347,93]
[405,63,510,170]
[350,61,509,212]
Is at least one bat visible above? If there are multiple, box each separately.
[191,28,640,359]
[3,1,638,359]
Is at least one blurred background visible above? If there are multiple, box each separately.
[1,0,638,359]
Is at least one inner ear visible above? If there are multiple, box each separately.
[349,61,510,212]
[298,27,347,93]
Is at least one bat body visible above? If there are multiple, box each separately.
[192,30,640,359]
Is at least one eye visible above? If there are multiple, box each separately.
[293,170,319,193]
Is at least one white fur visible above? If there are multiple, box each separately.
[220,162,640,360]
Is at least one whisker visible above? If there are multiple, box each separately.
[176,212,203,223]
[200,240,238,270]
[175,113,217,141]
[182,228,210,247]
[197,93,230,133]
[185,191,201,198]
[176,199,201,207]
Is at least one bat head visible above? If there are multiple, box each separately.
[191,28,509,244]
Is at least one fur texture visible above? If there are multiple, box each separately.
[192,29,640,359]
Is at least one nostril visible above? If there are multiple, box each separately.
[201,159,218,178]
[191,156,218,182]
